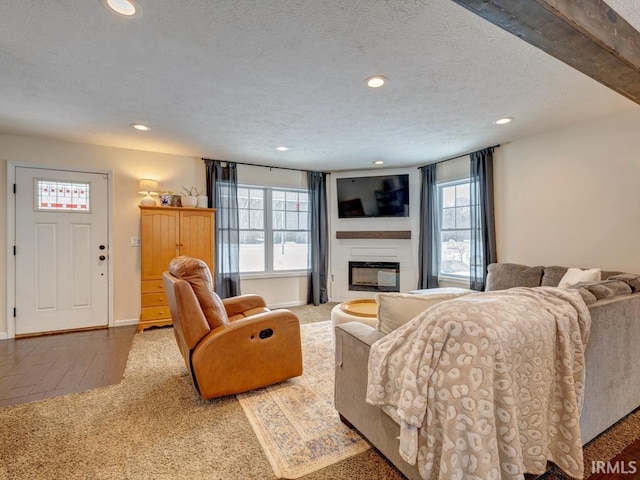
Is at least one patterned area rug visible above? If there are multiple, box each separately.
[237,321,371,479]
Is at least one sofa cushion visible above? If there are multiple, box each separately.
[558,268,601,288]
[602,271,624,280]
[169,256,228,330]
[570,280,632,304]
[541,266,568,287]
[570,286,598,305]
[609,274,640,292]
[485,263,544,291]
[375,291,471,334]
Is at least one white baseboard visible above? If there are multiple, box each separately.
[268,300,308,309]
[113,318,139,328]
[0,332,7,340]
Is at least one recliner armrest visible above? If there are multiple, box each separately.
[191,309,303,399]
[222,294,268,317]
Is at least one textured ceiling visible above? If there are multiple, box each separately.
[0,0,637,171]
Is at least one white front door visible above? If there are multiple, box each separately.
[15,167,109,335]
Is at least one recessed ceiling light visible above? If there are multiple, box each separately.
[103,0,140,17]
[365,75,387,88]
[131,123,150,131]
[495,117,513,125]
[275,146,289,151]
[373,160,384,165]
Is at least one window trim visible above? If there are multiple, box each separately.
[238,184,310,276]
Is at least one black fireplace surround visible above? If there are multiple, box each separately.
[348,261,400,292]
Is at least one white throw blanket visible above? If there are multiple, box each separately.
[366,287,591,480]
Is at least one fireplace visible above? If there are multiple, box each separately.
[348,261,400,292]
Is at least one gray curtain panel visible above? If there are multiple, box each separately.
[417,163,440,289]
[470,147,497,291]
[204,159,241,298]
[307,171,329,305]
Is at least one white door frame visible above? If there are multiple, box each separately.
[5,161,114,339]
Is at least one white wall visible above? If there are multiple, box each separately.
[329,168,421,302]
[494,107,640,273]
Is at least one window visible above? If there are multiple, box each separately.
[438,180,474,278]
[238,185,309,274]
[35,179,90,212]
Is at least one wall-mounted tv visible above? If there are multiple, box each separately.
[336,174,409,218]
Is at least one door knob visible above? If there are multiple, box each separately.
[99,255,106,261]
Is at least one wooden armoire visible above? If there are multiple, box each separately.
[138,206,215,332]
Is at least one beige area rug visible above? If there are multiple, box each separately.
[237,321,370,479]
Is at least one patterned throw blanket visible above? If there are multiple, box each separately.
[366,287,591,480]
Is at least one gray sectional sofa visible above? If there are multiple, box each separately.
[334,263,640,480]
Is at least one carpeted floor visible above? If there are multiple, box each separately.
[0,302,638,480]
[0,302,403,480]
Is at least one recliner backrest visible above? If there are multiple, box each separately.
[168,256,229,330]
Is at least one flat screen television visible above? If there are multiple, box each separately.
[336,174,409,218]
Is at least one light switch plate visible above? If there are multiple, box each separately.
[130,236,141,247]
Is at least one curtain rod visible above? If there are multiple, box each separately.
[416,144,500,169]
[202,158,330,174]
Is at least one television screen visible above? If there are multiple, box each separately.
[336,174,409,218]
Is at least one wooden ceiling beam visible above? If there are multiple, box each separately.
[450,0,640,105]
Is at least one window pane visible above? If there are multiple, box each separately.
[299,212,308,229]
[237,188,249,208]
[239,209,250,229]
[250,189,264,209]
[239,231,265,272]
[442,208,455,229]
[250,210,263,229]
[298,193,308,211]
[456,184,470,206]
[273,210,284,229]
[273,232,308,271]
[37,180,90,211]
[285,211,298,230]
[285,191,299,210]
[442,186,456,208]
[272,191,285,211]
[456,206,470,229]
[440,230,471,277]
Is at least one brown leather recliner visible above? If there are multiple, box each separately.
[162,256,303,399]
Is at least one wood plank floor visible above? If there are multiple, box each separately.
[0,326,136,408]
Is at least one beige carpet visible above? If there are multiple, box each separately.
[0,304,401,480]
[238,321,370,479]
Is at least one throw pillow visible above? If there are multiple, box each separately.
[169,256,229,330]
[485,263,544,291]
[541,266,568,287]
[558,267,601,288]
[376,290,471,334]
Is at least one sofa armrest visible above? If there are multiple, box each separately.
[222,294,267,317]
[334,322,384,366]
[191,309,302,398]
